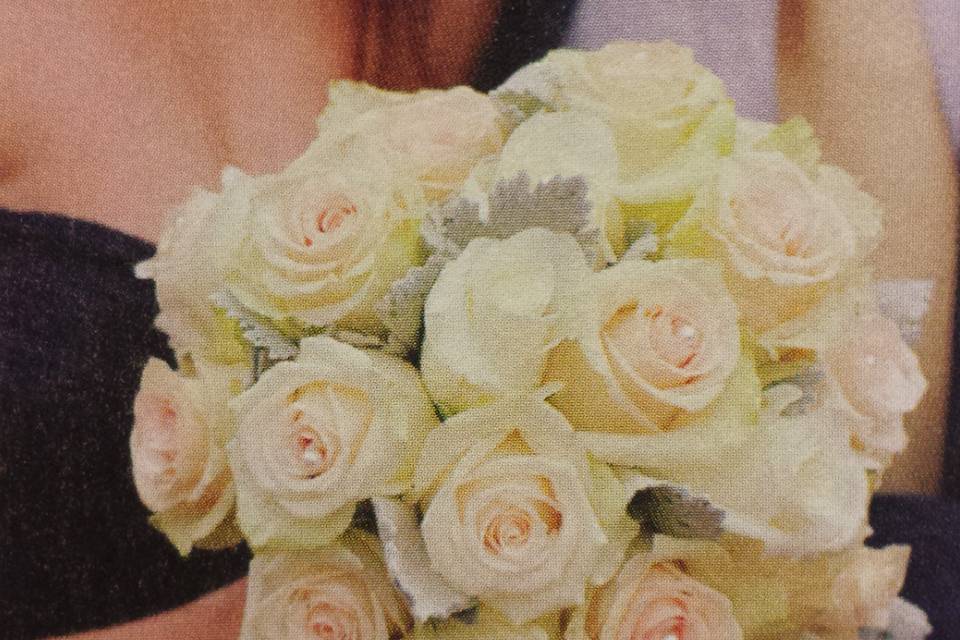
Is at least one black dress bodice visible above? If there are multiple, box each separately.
[0,211,249,639]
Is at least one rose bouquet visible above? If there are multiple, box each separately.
[133,41,934,639]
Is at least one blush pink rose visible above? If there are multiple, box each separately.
[241,535,411,640]
[586,558,742,640]
[828,315,927,454]
[130,358,235,553]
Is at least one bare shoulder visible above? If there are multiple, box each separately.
[0,2,218,238]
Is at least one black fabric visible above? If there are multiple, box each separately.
[0,211,250,640]
[471,0,578,91]
[869,495,960,640]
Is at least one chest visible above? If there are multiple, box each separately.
[0,4,350,241]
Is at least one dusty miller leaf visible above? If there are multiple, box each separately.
[421,172,603,265]
[210,290,299,362]
[873,279,933,347]
[375,254,448,358]
[627,485,724,541]
[371,498,475,624]
[776,364,827,418]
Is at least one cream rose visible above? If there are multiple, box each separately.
[697,151,859,331]
[296,84,504,203]
[135,168,257,362]
[598,381,871,556]
[583,555,742,640]
[667,537,910,638]
[414,396,608,625]
[240,533,411,640]
[370,87,505,197]
[131,357,240,554]
[420,228,590,415]
[229,336,438,549]
[226,166,422,334]
[503,41,733,203]
[828,315,927,455]
[546,258,741,432]
[815,545,911,632]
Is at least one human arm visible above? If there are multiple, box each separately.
[51,579,247,640]
[777,0,960,493]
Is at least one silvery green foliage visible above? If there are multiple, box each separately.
[375,254,448,358]
[626,485,724,541]
[210,290,299,362]
[777,365,827,418]
[874,279,933,347]
[377,172,605,357]
[370,498,475,624]
[421,172,603,264]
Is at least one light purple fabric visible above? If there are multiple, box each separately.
[565,0,780,121]
[565,0,959,151]
[919,0,960,151]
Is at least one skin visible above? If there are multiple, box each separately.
[56,580,248,640]
[0,0,497,242]
[0,0,953,637]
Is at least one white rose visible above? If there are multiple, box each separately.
[131,357,241,554]
[671,151,881,335]
[506,41,733,203]
[226,166,422,334]
[816,545,911,631]
[546,258,741,432]
[414,396,608,625]
[410,607,556,640]
[240,532,411,640]
[229,336,438,549]
[296,84,504,203]
[664,537,910,637]
[420,228,590,415]
[369,87,504,197]
[828,315,927,455]
[608,383,870,556]
[135,168,258,362]
[494,112,625,259]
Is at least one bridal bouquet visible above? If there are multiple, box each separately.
[133,41,933,639]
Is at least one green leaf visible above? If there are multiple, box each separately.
[375,253,448,359]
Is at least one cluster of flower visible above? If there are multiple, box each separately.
[133,41,931,639]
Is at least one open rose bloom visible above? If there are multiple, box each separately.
[134,41,932,639]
